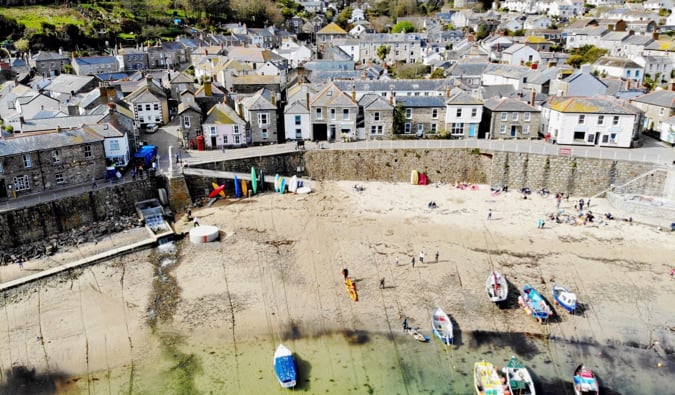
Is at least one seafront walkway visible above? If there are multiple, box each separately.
[0,228,171,292]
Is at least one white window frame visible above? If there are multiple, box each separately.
[578,115,585,124]
[405,108,412,119]
[499,124,506,134]
[404,123,412,133]
[316,108,323,119]
[183,116,191,128]
[330,108,336,120]
[612,116,619,125]
[451,123,464,136]
[512,112,519,121]
[374,112,380,121]
[13,175,30,191]
[51,150,61,163]
[471,108,477,118]
[432,109,438,119]
[23,154,32,168]
[210,126,217,136]
[500,112,508,121]
[55,173,65,184]
[342,109,350,120]
[257,113,269,126]
[523,125,530,134]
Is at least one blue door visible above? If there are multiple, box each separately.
[468,124,476,137]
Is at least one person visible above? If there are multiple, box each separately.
[587,199,591,208]
[92,177,97,189]
[193,216,200,227]
[402,318,409,332]
[380,278,385,289]
[419,251,425,264]
[176,153,180,163]
[187,208,192,220]
[342,268,349,280]
[395,257,399,266]
[487,209,492,220]
[222,145,226,154]
[579,199,585,211]
[435,251,439,263]
[411,257,415,268]
[18,258,23,271]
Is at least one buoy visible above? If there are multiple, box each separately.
[657,362,663,368]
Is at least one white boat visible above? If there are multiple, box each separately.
[273,344,297,388]
[486,271,508,303]
[406,327,430,342]
[552,285,577,313]
[573,364,599,395]
[431,307,453,345]
[474,360,505,395]
[503,356,536,395]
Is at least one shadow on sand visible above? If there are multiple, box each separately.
[0,365,73,395]
[293,353,312,391]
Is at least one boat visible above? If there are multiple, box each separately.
[431,307,453,345]
[474,360,505,395]
[273,344,297,388]
[573,364,599,395]
[552,285,577,313]
[503,356,536,395]
[518,285,552,323]
[486,271,508,303]
[406,327,430,342]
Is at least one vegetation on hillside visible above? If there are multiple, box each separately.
[566,45,608,68]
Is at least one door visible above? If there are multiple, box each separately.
[511,125,517,137]
[0,179,6,199]
[468,124,476,137]
[595,132,601,146]
[211,136,217,147]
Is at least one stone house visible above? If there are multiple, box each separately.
[167,93,203,147]
[629,90,675,139]
[201,102,247,149]
[444,90,484,139]
[359,94,394,141]
[541,96,642,147]
[396,96,447,137]
[0,127,106,199]
[28,51,71,77]
[239,88,279,145]
[116,47,148,72]
[481,97,541,139]
[168,72,195,100]
[72,56,119,76]
[124,77,169,128]
[309,82,359,141]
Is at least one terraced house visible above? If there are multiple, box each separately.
[481,97,541,139]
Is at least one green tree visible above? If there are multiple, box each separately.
[377,45,391,64]
[476,23,489,40]
[567,45,608,68]
[392,103,406,135]
[566,54,583,68]
[430,68,445,79]
[14,38,29,53]
[335,7,353,29]
[391,21,415,33]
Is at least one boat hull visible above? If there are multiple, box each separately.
[431,308,453,345]
[504,356,536,395]
[474,360,505,395]
[274,344,297,388]
[518,284,552,322]
[553,285,577,313]
[573,364,599,395]
[486,271,508,303]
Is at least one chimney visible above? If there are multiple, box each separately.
[629,30,635,36]
[146,76,153,86]
[204,80,212,96]
[238,102,244,118]
[446,87,451,97]
[530,89,536,106]
[625,78,630,90]
[271,93,276,106]
[607,24,614,32]
[352,86,356,102]
[467,33,475,43]
[653,32,659,40]
[306,92,310,110]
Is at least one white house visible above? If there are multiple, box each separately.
[593,56,644,85]
[284,100,311,141]
[444,90,484,139]
[644,0,674,10]
[273,39,313,68]
[501,44,541,66]
[482,64,534,91]
[542,96,642,147]
[86,123,131,170]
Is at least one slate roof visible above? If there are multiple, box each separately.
[545,97,640,115]
[85,123,125,138]
[203,102,245,125]
[311,83,357,107]
[483,97,539,112]
[20,114,106,132]
[0,127,102,156]
[447,90,483,105]
[480,85,516,100]
[284,100,310,114]
[359,94,393,111]
[40,74,95,94]
[448,63,489,77]
[241,88,276,111]
[74,56,118,66]
[396,96,447,107]
[334,79,450,93]
[594,57,642,69]
[630,90,675,108]
[32,51,69,61]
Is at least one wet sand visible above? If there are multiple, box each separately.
[0,181,673,394]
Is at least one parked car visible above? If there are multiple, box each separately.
[145,123,159,134]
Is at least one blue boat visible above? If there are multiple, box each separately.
[518,285,552,322]
[431,307,453,345]
[552,285,577,313]
[274,344,297,388]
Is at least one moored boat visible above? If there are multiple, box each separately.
[573,364,599,395]
[474,360,505,395]
[518,285,552,323]
[431,307,453,345]
[273,344,297,388]
[552,285,577,313]
[486,271,508,303]
[406,327,430,342]
[503,356,536,395]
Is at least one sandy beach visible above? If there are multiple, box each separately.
[0,180,673,393]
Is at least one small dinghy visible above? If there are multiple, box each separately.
[518,284,552,323]
[552,285,577,313]
[503,356,536,395]
[273,344,297,388]
[486,271,508,304]
[406,327,430,342]
[431,307,453,345]
[474,360,505,395]
[573,364,599,395]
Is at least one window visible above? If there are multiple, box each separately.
[110,140,120,151]
[405,108,412,119]
[154,103,159,111]
[432,109,438,119]
[578,115,585,124]
[430,123,437,133]
[523,125,530,134]
[295,128,302,138]
[210,126,217,136]
[223,135,229,144]
[613,116,619,125]
[55,173,65,184]
[258,113,269,126]
[404,123,412,133]
[471,108,477,118]
[573,131,585,140]
[262,129,268,139]
[660,108,665,116]
[451,123,464,135]
[602,135,609,143]
[234,134,240,144]
[523,112,530,122]
[23,154,32,168]
[155,116,161,122]
[597,115,604,125]
[343,109,350,120]
[145,104,151,111]
[610,133,617,143]
[374,112,380,121]
[183,116,191,128]
[330,108,336,120]
[233,125,239,135]
[137,104,143,112]
[456,108,462,117]
[587,134,595,143]
[295,115,301,125]
[316,108,323,119]
[13,175,30,191]
[500,112,508,121]
[371,125,383,135]
[51,150,61,163]
[512,112,519,121]
[499,124,506,134]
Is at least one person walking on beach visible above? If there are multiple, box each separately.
[419,251,425,264]
[187,208,192,220]
[435,251,439,263]
[579,199,585,211]
[380,278,385,289]
[395,257,399,266]
[587,199,591,208]
[342,268,349,280]
[487,209,492,220]
[402,318,409,332]
[411,257,415,268]
[18,258,23,271]
[193,216,200,227]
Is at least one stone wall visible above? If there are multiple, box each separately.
[0,178,159,249]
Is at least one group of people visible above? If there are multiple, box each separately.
[427,201,438,209]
